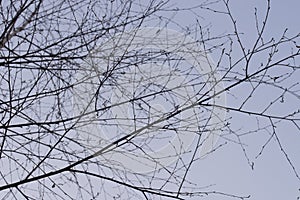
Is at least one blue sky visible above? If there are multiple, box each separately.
[1,1,299,199]
[170,1,300,199]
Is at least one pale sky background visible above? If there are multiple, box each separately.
[67,1,300,199]
[168,0,300,199]
[1,1,299,199]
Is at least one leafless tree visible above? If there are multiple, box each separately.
[0,0,299,199]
